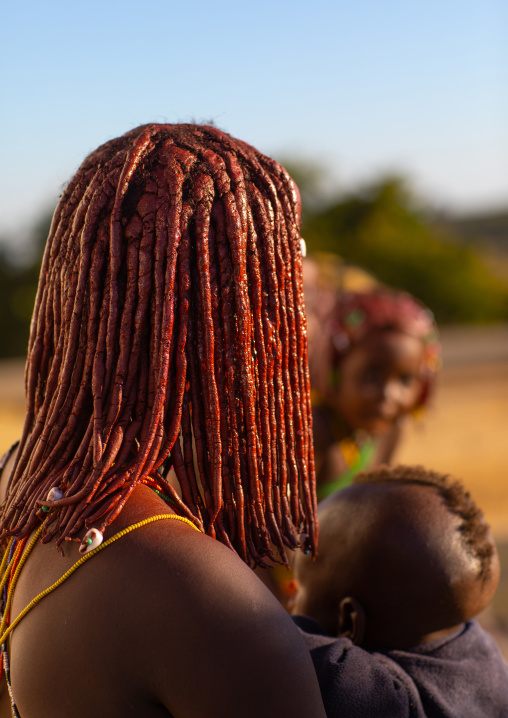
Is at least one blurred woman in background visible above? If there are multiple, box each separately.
[308,287,441,499]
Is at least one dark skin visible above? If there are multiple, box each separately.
[0,451,326,718]
[314,330,426,491]
[292,481,500,651]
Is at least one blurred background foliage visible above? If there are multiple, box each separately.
[0,210,53,358]
[0,166,507,358]
[283,158,508,325]
[301,177,508,324]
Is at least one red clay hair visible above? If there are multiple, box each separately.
[0,124,317,566]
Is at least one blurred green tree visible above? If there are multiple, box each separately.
[0,209,53,358]
[302,177,508,323]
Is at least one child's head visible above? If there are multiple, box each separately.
[311,289,441,435]
[292,465,499,650]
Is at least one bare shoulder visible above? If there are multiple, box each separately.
[113,490,325,718]
[8,485,324,717]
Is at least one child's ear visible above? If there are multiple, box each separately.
[337,597,366,645]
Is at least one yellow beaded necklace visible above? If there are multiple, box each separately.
[0,513,199,647]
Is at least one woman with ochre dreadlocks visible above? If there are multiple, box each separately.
[308,287,441,500]
[0,124,325,718]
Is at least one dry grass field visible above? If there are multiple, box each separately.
[397,325,508,538]
[0,359,26,450]
[0,324,507,654]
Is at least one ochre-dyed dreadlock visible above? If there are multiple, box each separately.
[0,124,317,567]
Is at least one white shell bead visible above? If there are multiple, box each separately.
[79,528,104,554]
[46,487,63,503]
[300,238,307,257]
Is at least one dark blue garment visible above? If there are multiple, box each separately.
[293,615,508,717]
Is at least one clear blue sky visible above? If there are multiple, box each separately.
[1,0,506,239]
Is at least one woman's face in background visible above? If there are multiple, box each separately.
[332,330,424,435]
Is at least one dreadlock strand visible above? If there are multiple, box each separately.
[194,173,224,527]
[198,149,241,542]
[103,229,143,436]
[180,390,205,524]
[23,175,114,477]
[250,203,283,531]
[289,237,317,550]
[130,195,178,485]
[271,204,302,530]
[61,423,94,493]
[102,131,156,427]
[222,189,270,552]
[103,206,150,439]
[151,161,188,469]
[24,285,49,417]
[212,203,248,559]
[34,233,107,478]
[207,214,238,543]
[169,437,199,521]
[279,216,307,531]
[25,161,95,364]
[90,225,113,468]
[186,309,215,535]
[247,183,294,536]
[272,213,304,535]
[245,210,287,559]
[102,191,160,485]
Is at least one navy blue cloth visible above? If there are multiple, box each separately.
[293,615,508,717]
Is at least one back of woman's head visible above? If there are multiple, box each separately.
[1,124,317,566]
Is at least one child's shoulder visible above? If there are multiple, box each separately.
[294,617,508,717]
[382,622,508,716]
[293,615,424,716]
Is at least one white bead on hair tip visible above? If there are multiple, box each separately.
[46,487,63,503]
[79,528,104,554]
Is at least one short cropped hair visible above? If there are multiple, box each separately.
[353,465,494,581]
